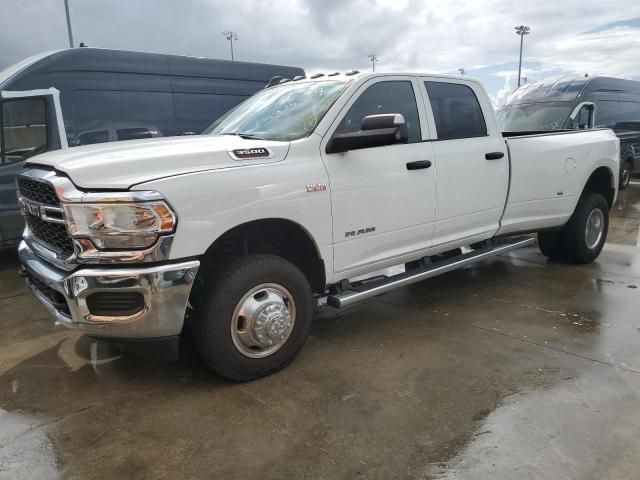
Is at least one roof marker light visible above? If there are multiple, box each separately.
[266,75,284,88]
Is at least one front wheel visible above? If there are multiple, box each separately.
[194,254,313,381]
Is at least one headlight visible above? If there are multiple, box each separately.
[63,202,176,250]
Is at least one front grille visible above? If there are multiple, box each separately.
[25,215,75,258]
[17,177,60,207]
[28,274,71,317]
[18,173,75,259]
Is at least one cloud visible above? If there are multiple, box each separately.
[0,0,639,102]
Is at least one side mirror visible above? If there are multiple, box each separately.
[326,113,409,154]
[569,101,596,129]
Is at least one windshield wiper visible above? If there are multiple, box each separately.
[219,132,266,140]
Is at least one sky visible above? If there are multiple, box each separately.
[1,0,639,108]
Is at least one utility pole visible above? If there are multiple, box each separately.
[64,0,74,48]
[458,68,465,76]
[222,31,238,60]
[368,54,378,72]
[515,25,530,88]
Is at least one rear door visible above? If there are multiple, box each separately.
[419,79,508,247]
[0,89,67,245]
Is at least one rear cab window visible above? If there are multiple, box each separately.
[424,82,487,140]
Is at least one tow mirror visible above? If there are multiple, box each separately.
[326,113,409,154]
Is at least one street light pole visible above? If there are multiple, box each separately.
[368,54,378,72]
[64,0,74,48]
[222,31,238,60]
[514,25,530,88]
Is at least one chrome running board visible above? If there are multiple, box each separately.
[326,237,535,308]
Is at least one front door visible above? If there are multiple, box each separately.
[0,89,67,246]
[321,77,437,276]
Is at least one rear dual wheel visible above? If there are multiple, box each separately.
[537,192,608,264]
[620,161,632,190]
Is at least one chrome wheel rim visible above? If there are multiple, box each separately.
[622,168,630,186]
[585,208,605,250]
[231,283,296,358]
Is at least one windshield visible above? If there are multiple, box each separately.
[496,103,573,131]
[204,80,348,141]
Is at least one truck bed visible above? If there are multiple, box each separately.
[497,128,619,236]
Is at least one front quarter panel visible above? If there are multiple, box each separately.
[132,137,333,271]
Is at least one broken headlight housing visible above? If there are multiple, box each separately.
[63,202,176,250]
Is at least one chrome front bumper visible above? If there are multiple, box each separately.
[18,241,200,339]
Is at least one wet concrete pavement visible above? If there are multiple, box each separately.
[3,185,640,479]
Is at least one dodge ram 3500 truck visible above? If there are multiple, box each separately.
[17,72,619,381]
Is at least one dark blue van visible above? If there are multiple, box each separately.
[0,48,304,247]
[497,76,640,190]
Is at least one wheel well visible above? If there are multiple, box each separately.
[200,219,326,293]
[583,167,615,208]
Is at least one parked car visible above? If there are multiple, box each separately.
[17,72,618,381]
[0,48,304,247]
[497,75,640,189]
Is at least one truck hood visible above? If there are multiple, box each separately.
[27,135,290,189]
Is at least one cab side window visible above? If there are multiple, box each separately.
[594,100,619,128]
[1,98,48,164]
[334,81,421,143]
[425,82,487,140]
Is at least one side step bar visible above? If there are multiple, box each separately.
[326,237,535,308]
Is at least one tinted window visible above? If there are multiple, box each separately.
[174,93,248,134]
[1,98,47,164]
[335,81,421,143]
[619,102,640,123]
[594,100,619,128]
[425,82,487,140]
[70,90,176,146]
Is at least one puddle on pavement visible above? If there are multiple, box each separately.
[424,366,640,480]
[609,185,640,247]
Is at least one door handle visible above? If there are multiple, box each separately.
[406,160,432,170]
[485,152,505,160]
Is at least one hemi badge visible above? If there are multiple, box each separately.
[306,183,327,193]
[232,148,270,159]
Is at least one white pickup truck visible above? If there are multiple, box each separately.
[17,72,619,380]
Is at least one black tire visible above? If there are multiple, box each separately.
[563,192,609,264]
[193,254,313,381]
[620,161,632,190]
[537,230,566,260]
